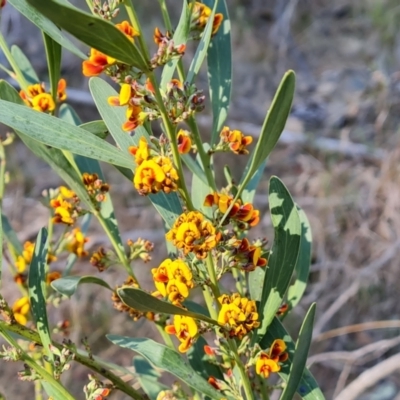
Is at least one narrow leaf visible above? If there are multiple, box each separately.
[287,206,312,309]
[257,177,301,336]
[27,0,147,69]
[248,267,265,302]
[204,0,232,145]
[79,120,108,139]
[117,287,219,326]
[240,71,295,189]
[43,33,62,101]
[1,213,23,255]
[132,357,168,400]
[259,316,325,400]
[107,336,223,400]
[51,276,112,298]
[280,304,317,400]
[10,45,39,84]
[28,228,53,362]
[241,160,267,204]
[187,1,217,84]
[0,99,135,169]
[8,0,86,59]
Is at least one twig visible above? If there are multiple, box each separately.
[334,353,400,400]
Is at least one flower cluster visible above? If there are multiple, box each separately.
[218,293,260,339]
[151,27,186,68]
[166,211,221,259]
[216,126,253,155]
[129,137,179,195]
[127,238,154,263]
[255,339,288,379]
[165,315,198,353]
[82,172,110,204]
[50,186,80,225]
[225,237,267,272]
[164,79,205,124]
[204,192,260,227]
[82,20,138,77]
[92,0,121,20]
[189,2,223,38]
[15,241,35,273]
[19,79,67,112]
[151,259,194,305]
[12,297,30,325]
[64,227,89,257]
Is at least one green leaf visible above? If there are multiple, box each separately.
[287,206,312,309]
[148,192,182,229]
[0,99,134,169]
[89,78,136,152]
[187,336,223,381]
[241,160,267,204]
[280,303,317,400]
[160,0,190,88]
[1,213,23,255]
[8,0,86,59]
[28,228,53,362]
[117,287,219,326]
[107,336,223,400]
[204,0,232,145]
[10,45,39,84]
[59,103,126,266]
[259,316,324,400]
[43,33,62,101]
[0,205,2,284]
[248,267,265,302]
[182,154,208,186]
[51,276,112,297]
[79,120,108,139]
[132,356,168,400]
[27,0,147,70]
[257,177,301,337]
[240,71,295,189]
[187,1,217,84]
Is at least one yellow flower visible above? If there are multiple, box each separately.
[12,297,30,325]
[177,129,192,154]
[50,187,78,225]
[220,126,253,155]
[217,293,259,339]
[166,211,220,259]
[165,315,198,353]
[190,2,223,36]
[65,228,89,257]
[129,136,150,166]
[255,339,288,379]
[15,241,34,273]
[151,259,194,305]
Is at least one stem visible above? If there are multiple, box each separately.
[157,0,173,32]
[0,32,29,91]
[125,0,150,60]
[187,117,217,191]
[147,71,194,209]
[0,321,145,400]
[95,211,135,278]
[156,323,175,349]
[0,328,75,400]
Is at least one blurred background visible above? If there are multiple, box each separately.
[1,0,400,399]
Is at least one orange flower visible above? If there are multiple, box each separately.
[115,20,139,41]
[220,126,253,155]
[129,136,150,165]
[255,339,288,379]
[82,48,116,77]
[165,315,198,353]
[166,211,220,259]
[217,293,260,339]
[229,237,267,271]
[190,2,223,36]
[50,186,78,225]
[57,78,67,101]
[177,129,192,154]
[46,271,61,285]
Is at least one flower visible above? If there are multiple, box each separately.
[15,241,34,273]
[57,78,67,101]
[165,315,198,352]
[129,136,150,165]
[65,228,89,257]
[82,172,109,202]
[31,93,55,112]
[82,48,116,77]
[255,339,288,379]
[151,259,194,305]
[50,186,79,225]
[177,129,192,154]
[115,20,139,41]
[204,192,260,227]
[217,293,260,339]
[219,126,253,155]
[190,2,223,36]
[166,211,220,259]
[46,271,61,285]
[228,238,267,271]
[12,297,30,325]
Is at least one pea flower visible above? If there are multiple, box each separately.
[50,186,79,225]
[65,227,89,257]
[255,339,288,379]
[15,241,34,273]
[219,126,253,155]
[166,211,221,259]
[177,129,192,154]
[12,297,30,325]
[217,293,260,339]
[189,2,223,36]
[165,315,198,353]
